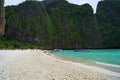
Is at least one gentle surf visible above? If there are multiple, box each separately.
[52,49,120,72]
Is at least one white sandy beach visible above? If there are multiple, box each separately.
[0,50,120,80]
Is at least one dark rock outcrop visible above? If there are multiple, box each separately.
[96,0,120,48]
[0,0,5,36]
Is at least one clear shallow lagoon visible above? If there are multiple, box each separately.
[52,49,120,69]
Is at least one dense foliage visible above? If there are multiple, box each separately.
[0,37,39,49]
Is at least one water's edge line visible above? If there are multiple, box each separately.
[95,61,120,68]
[46,51,120,77]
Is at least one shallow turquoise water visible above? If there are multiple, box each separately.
[53,49,120,66]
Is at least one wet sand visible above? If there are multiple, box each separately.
[49,53,120,73]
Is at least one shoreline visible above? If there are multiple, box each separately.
[47,51,120,77]
[0,50,120,80]
[47,53,120,77]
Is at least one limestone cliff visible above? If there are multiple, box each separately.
[96,0,120,48]
[2,0,120,49]
[5,0,102,49]
[0,0,5,36]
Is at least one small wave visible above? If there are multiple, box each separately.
[95,61,120,68]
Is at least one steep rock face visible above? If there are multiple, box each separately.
[5,1,54,49]
[96,1,120,48]
[5,0,102,49]
[0,0,5,36]
[44,0,102,49]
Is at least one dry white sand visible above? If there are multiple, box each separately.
[0,50,120,80]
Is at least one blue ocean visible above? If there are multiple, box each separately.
[52,49,120,68]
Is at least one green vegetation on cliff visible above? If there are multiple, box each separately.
[96,0,120,48]
[0,0,119,49]
[4,0,102,49]
[45,1,102,49]
[5,1,54,49]
[0,37,39,49]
